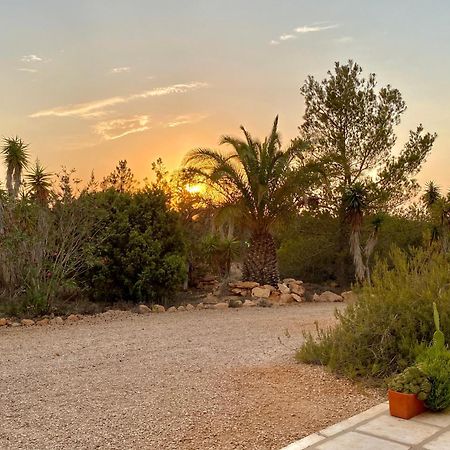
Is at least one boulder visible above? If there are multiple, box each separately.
[342,291,358,304]
[186,304,195,311]
[51,317,64,325]
[196,303,205,310]
[277,283,290,294]
[268,292,281,303]
[137,304,151,315]
[283,278,297,284]
[214,302,229,310]
[21,319,35,327]
[0,318,7,327]
[314,291,343,302]
[279,293,294,304]
[167,306,177,313]
[251,286,271,298]
[262,284,276,292]
[36,318,50,326]
[243,299,257,307]
[290,283,305,296]
[231,281,260,289]
[231,288,248,296]
[291,293,303,302]
[66,314,80,322]
[177,305,186,312]
[226,297,243,308]
[152,305,165,313]
[11,322,20,327]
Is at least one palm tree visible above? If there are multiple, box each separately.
[184,116,308,286]
[423,182,450,251]
[26,160,53,205]
[2,136,29,198]
[342,183,368,283]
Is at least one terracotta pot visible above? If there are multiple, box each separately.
[388,389,426,419]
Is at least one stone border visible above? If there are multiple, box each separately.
[280,402,389,449]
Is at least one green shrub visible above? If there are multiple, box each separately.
[387,366,431,401]
[81,187,186,304]
[297,247,450,379]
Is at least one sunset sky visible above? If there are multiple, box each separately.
[1,0,449,189]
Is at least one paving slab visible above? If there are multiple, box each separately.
[315,431,408,450]
[412,409,450,428]
[423,430,450,450]
[356,414,440,445]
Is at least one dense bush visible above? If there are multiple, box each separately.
[277,213,427,285]
[297,247,450,379]
[81,187,186,304]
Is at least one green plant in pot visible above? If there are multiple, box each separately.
[387,366,430,419]
[416,302,450,411]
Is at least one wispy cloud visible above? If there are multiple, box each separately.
[94,115,151,140]
[111,66,131,74]
[270,23,339,45]
[30,82,208,119]
[165,114,208,128]
[21,54,43,63]
[17,68,38,73]
[295,24,338,33]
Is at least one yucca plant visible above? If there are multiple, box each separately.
[184,117,310,285]
[26,160,53,205]
[2,136,29,198]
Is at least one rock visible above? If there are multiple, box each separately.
[51,317,64,325]
[268,292,281,303]
[0,318,7,327]
[277,283,290,294]
[21,319,35,327]
[314,291,343,302]
[227,297,243,308]
[243,299,257,307]
[231,288,248,297]
[137,304,151,315]
[11,322,21,327]
[290,283,305,296]
[186,304,195,311]
[251,286,271,298]
[152,305,165,313]
[342,291,358,304]
[231,281,260,289]
[291,293,303,302]
[283,278,297,284]
[167,306,177,313]
[36,318,50,326]
[66,314,80,322]
[177,305,186,312]
[214,302,229,310]
[196,303,205,310]
[262,284,276,292]
[279,293,294,304]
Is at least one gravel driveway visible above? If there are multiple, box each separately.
[0,303,382,449]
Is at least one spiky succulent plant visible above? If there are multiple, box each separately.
[388,366,432,401]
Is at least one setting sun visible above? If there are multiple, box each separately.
[185,183,204,194]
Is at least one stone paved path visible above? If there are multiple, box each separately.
[282,402,450,449]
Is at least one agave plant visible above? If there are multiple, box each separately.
[184,117,309,285]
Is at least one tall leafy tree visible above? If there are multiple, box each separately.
[2,136,29,198]
[184,116,309,286]
[101,160,137,192]
[299,60,436,283]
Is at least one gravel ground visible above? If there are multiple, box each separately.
[0,304,383,450]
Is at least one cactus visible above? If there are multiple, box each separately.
[388,366,431,401]
[432,302,445,349]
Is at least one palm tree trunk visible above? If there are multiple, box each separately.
[243,230,280,286]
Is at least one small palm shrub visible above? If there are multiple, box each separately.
[297,247,450,379]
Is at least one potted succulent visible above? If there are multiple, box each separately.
[387,366,431,419]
